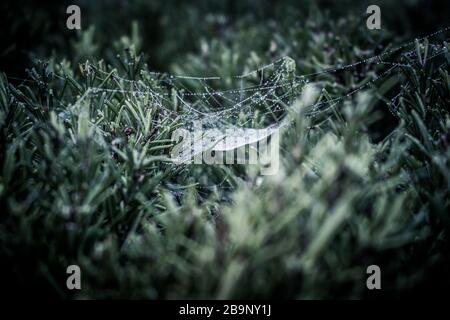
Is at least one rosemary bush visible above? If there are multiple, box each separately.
[0,0,449,299]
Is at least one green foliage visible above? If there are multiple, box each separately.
[1,1,450,299]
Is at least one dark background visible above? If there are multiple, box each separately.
[2,0,449,78]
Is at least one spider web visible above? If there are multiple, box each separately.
[63,26,450,166]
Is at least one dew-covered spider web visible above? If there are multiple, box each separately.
[57,26,450,166]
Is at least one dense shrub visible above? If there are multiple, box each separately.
[0,0,449,298]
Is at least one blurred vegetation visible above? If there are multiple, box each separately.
[0,0,450,299]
